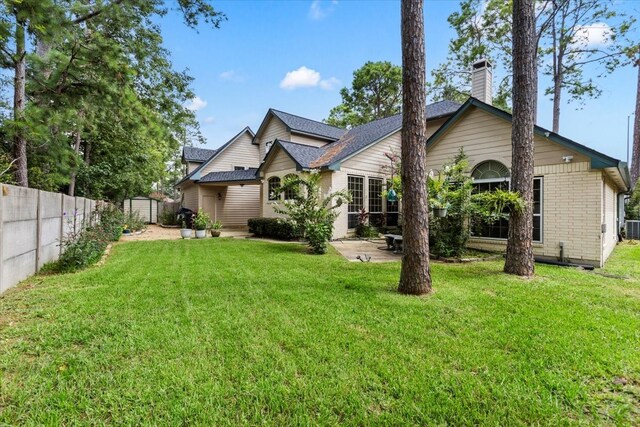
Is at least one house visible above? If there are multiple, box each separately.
[179,60,630,267]
[177,127,262,227]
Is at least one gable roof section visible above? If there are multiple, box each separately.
[182,146,217,163]
[428,97,630,190]
[176,126,255,186]
[199,168,259,183]
[312,114,403,168]
[253,109,346,143]
[256,140,323,176]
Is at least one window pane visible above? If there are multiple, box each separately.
[268,177,281,201]
[368,178,383,213]
[348,176,364,229]
[283,174,298,200]
[533,215,541,242]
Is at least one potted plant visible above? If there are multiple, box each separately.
[431,198,451,218]
[180,220,192,239]
[193,209,210,238]
[210,220,222,237]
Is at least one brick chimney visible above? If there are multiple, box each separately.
[471,59,493,105]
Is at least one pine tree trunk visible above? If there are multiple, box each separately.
[504,0,536,277]
[631,59,640,187]
[398,0,432,295]
[13,21,28,187]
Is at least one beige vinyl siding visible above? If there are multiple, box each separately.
[258,116,290,160]
[425,107,589,171]
[342,119,446,173]
[261,147,297,218]
[181,183,200,211]
[200,132,259,174]
[187,162,201,174]
[331,170,349,239]
[289,133,333,147]
[200,185,260,228]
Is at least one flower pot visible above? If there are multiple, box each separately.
[433,207,448,218]
[210,230,221,237]
[195,229,207,239]
[180,228,192,239]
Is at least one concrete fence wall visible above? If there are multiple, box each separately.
[0,183,98,294]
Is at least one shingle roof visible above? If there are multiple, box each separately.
[426,100,463,119]
[199,168,259,183]
[312,114,403,167]
[271,109,346,140]
[183,146,217,162]
[277,141,323,168]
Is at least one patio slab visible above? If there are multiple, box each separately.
[330,239,401,263]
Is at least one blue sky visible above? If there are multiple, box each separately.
[160,0,639,163]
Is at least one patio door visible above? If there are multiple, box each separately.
[203,195,217,222]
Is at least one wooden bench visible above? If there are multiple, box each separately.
[384,234,403,253]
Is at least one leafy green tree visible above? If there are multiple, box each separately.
[0,0,224,199]
[430,0,636,132]
[273,171,351,254]
[326,61,402,128]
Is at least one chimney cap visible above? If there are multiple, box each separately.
[472,59,493,70]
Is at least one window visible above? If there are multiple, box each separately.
[386,180,399,227]
[234,166,246,171]
[470,161,542,242]
[533,178,542,242]
[283,174,298,200]
[368,178,384,227]
[347,175,364,228]
[268,177,281,201]
[471,161,511,239]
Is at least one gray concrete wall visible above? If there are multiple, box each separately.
[0,184,99,294]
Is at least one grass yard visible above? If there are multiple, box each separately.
[1,239,639,425]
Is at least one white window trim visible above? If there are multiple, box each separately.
[347,175,365,229]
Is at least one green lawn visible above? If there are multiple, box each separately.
[1,239,639,425]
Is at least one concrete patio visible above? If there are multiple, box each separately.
[330,239,401,263]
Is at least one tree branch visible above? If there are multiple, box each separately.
[72,0,125,24]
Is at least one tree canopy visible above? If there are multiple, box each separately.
[429,0,637,131]
[325,61,402,128]
[0,0,225,200]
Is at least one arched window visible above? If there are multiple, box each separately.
[283,174,299,200]
[268,177,281,201]
[472,160,510,181]
[470,160,542,242]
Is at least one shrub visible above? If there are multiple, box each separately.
[47,203,125,273]
[193,209,210,230]
[272,171,352,254]
[159,209,179,225]
[123,210,145,231]
[248,218,300,240]
[97,204,125,241]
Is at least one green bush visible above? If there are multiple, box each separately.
[123,210,145,231]
[248,218,300,240]
[272,172,352,254]
[159,209,178,225]
[48,204,125,273]
[355,224,379,238]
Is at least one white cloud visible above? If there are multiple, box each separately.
[184,96,207,111]
[280,66,340,91]
[280,66,321,89]
[203,116,215,124]
[319,77,341,90]
[219,70,245,82]
[573,23,612,47]
[309,0,338,21]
